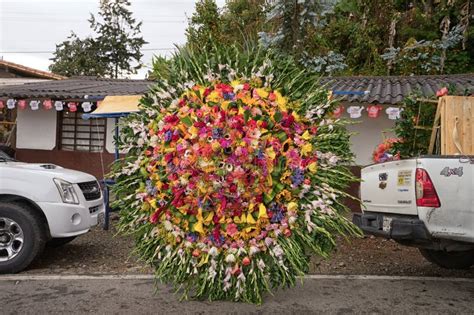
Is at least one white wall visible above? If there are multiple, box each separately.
[343,104,396,166]
[16,107,57,150]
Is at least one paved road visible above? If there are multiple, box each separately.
[1,275,474,314]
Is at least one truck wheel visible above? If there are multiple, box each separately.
[47,236,77,248]
[0,202,47,274]
[419,248,474,269]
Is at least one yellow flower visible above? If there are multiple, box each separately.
[277,189,292,201]
[193,221,204,234]
[246,213,257,224]
[258,203,268,218]
[287,202,298,212]
[256,88,269,99]
[204,211,214,224]
[308,162,317,173]
[301,130,311,140]
[301,143,313,156]
[188,125,198,139]
[274,90,287,111]
[207,90,221,103]
[265,147,276,160]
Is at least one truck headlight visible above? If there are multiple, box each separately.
[54,178,79,204]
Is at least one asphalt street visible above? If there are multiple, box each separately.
[1,275,473,314]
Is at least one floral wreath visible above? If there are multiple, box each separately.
[113,48,359,304]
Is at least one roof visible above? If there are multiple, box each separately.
[0,60,65,80]
[0,76,150,100]
[321,74,474,104]
[0,74,473,104]
[0,78,50,86]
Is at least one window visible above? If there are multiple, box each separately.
[58,111,106,152]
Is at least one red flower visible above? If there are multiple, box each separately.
[164,115,179,125]
[216,83,233,94]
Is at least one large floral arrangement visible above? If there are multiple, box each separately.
[112,46,360,304]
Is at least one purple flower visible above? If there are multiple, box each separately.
[164,130,173,142]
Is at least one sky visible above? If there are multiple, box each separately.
[0,0,225,78]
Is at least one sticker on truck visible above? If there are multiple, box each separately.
[397,170,412,186]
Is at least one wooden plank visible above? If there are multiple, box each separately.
[428,98,442,154]
[441,96,474,155]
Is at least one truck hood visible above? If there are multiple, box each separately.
[0,162,97,183]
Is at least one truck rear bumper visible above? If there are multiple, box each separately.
[353,212,431,241]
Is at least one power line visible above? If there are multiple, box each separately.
[0,48,176,54]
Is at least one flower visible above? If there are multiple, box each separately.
[225,253,236,264]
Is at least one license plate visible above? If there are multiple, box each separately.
[382,217,392,232]
[97,213,105,227]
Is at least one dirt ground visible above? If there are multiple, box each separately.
[26,216,474,277]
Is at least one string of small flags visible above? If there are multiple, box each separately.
[332,105,403,120]
[0,99,95,112]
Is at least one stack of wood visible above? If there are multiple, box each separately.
[429,96,474,155]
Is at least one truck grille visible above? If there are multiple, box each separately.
[78,181,101,201]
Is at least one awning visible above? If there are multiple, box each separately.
[83,95,142,119]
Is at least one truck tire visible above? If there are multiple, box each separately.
[47,236,77,248]
[0,202,47,273]
[419,248,474,269]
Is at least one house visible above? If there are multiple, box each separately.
[0,60,64,151]
[1,73,473,184]
[0,76,149,179]
[321,74,474,165]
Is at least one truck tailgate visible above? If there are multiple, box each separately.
[361,159,417,215]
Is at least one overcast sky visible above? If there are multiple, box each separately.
[0,0,225,78]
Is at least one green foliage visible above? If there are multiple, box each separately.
[184,0,474,76]
[49,33,108,77]
[391,96,438,158]
[50,0,146,78]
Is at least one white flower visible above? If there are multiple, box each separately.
[209,246,218,257]
[272,245,284,258]
[257,259,266,271]
[225,253,236,264]
[249,246,260,256]
[163,220,173,231]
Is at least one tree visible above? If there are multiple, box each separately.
[50,0,146,78]
[49,33,108,77]
[90,0,147,78]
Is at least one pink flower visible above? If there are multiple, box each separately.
[226,223,238,237]
[436,87,448,97]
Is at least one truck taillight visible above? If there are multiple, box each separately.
[415,168,440,208]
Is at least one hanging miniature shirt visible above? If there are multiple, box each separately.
[43,99,53,110]
[17,100,27,110]
[347,106,364,119]
[386,107,403,120]
[367,105,383,118]
[54,101,64,111]
[6,99,16,109]
[68,102,78,112]
[81,102,92,112]
[0,100,4,109]
[332,105,345,118]
[30,100,40,111]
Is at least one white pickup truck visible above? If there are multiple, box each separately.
[354,156,474,269]
[0,151,104,273]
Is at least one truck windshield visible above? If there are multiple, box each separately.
[0,151,15,162]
